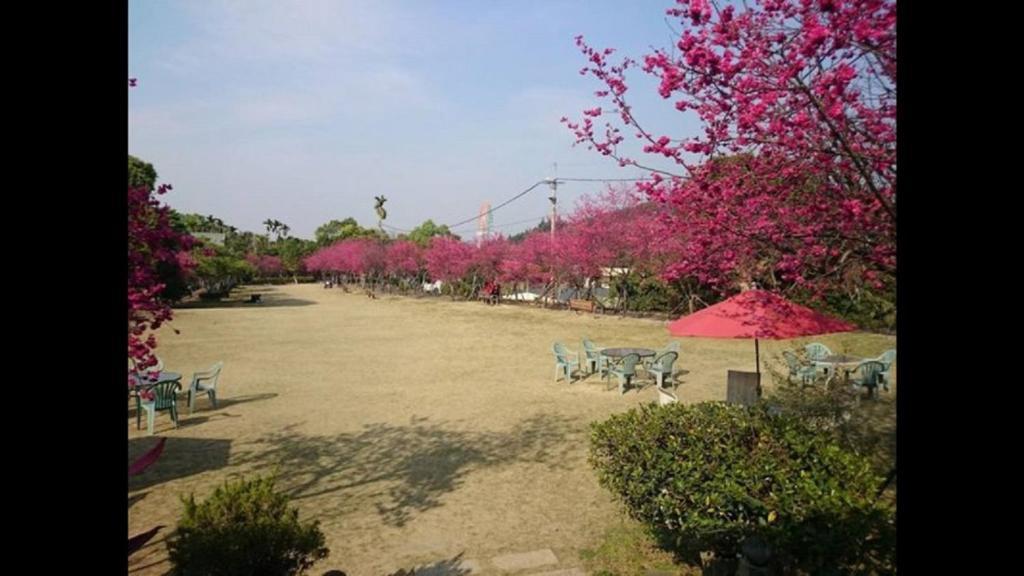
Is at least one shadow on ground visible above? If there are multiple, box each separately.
[174,296,316,309]
[232,413,582,527]
[128,491,148,510]
[128,530,172,575]
[128,393,277,426]
[129,436,233,491]
[210,392,278,410]
[387,552,473,576]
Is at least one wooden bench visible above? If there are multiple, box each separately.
[568,299,599,314]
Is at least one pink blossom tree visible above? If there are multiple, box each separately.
[465,237,510,296]
[565,0,896,298]
[306,238,368,284]
[246,254,284,277]
[128,182,194,374]
[499,239,549,298]
[385,239,425,292]
[424,237,473,299]
[563,186,668,310]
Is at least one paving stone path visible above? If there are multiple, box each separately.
[394,548,587,576]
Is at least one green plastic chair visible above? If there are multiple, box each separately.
[805,342,833,361]
[608,353,641,395]
[188,361,224,414]
[849,360,886,397]
[875,349,896,391]
[136,380,182,436]
[648,351,678,389]
[552,343,581,383]
[581,338,607,378]
[783,351,818,385]
[644,341,680,370]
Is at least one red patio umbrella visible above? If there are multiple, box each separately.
[667,289,856,382]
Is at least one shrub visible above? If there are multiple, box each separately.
[167,476,329,576]
[764,366,897,479]
[589,402,895,574]
[608,275,682,313]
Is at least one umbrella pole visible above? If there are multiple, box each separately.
[755,338,761,391]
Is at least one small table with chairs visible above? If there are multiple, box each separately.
[601,348,656,395]
[600,347,657,361]
[131,371,183,435]
[812,354,864,382]
[130,361,225,435]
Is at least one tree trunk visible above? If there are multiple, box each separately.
[535,281,555,308]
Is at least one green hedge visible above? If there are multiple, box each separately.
[589,402,895,574]
[167,476,328,576]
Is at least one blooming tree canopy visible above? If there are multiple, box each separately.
[564,0,896,296]
[128,183,193,373]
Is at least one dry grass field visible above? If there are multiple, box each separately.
[128,283,895,575]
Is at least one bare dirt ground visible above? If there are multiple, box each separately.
[128,283,895,575]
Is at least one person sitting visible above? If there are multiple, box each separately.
[482,280,499,305]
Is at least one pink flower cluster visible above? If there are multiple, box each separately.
[565,0,896,296]
[128,183,194,376]
[302,188,674,292]
[245,254,284,276]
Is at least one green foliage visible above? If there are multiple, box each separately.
[786,281,896,333]
[168,476,329,576]
[764,367,897,478]
[274,237,317,275]
[507,218,550,243]
[403,219,457,247]
[589,402,895,574]
[609,274,682,312]
[128,155,158,191]
[580,519,698,576]
[315,218,382,246]
[820,288,896,333]
[224,230,268,258]
[173,212,235,234]
[192,243,255,295]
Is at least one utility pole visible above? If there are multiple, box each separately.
[546,162,558,241]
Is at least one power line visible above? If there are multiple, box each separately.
[490,216,548,230]
[381,223,411,233]
[442,180,547,229]
[383,175,657,236]
[554,177,657,183]
[450,215,546,233]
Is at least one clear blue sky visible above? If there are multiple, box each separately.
[129,0,697,239]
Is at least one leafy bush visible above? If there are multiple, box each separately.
[788,285,896,333]
[609,275,682,313]
[589,402,895,574]
[764,365,898,479]
[822,288,896,333]
[167,476,329,576]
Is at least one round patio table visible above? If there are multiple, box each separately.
[600,347,656,359]
[131,371,182,390]
[600,348,657,386]
[813,355,863,381]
